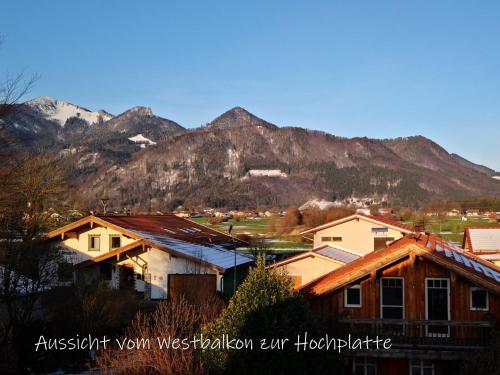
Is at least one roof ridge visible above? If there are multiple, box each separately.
[301,213,415,235]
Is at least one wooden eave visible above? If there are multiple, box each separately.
[268,251,346,269]
[302,244,421,296]
[47,216,140,241]
[75,237,224,274]
[421,251,500,295]
[75,239,147,268]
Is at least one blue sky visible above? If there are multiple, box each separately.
[1,0,499,170]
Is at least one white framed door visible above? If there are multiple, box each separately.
[425,278,450,337]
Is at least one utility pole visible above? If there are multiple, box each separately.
[100,192,110,215]
[229,223,237,295]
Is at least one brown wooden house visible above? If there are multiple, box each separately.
[300,233,500,375]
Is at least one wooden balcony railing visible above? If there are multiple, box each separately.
[338,318,495,349]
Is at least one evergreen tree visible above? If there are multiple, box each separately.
[201,256,339,375]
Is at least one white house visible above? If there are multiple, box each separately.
[47,214,252,299]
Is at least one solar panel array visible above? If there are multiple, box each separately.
[137,231,253,271]
[315,246,361,264]
[428,238,500,283]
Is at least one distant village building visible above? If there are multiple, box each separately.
[466,209,480,217]
[301,213,414,254]
[245,169,287,178]
[46,215,252,300]
[377,207,393,216]
[300,234,500,374]
[463,226,500,266]
[174,211,190,218]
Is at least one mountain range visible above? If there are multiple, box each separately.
[1,96,499,210]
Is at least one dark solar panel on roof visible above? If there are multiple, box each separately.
[314,246,360,264]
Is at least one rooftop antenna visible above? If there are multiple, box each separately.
[99,192,110,215]
[226,223,237,294]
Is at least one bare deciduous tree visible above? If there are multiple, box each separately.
[0,153,67,372]
[0,152,67,239]
[97,297,224,375]
[0,36,39,118]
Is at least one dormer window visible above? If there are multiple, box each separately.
[89,235,101,251]
[110,235,121,250]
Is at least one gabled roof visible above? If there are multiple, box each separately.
[268,245,361,269]
[463,226,500,253]
[47,215,252,272]
[300,234,500,296]
[300,213,415,235]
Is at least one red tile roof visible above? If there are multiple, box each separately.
[358,213,415,232]
[300,213,415,235]
[98,214,246,248]
[47,214,250,272]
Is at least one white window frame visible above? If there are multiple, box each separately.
[88,234,101,251]
[344,284,362,308]
[409,359,435,375]
[109,234,121,251]
[380,277,405,319]
[470,287,489,311]
[425,278,450,337]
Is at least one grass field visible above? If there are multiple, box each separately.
[192,215,499,251]
[417,217,498,244]
[190,217,311,254]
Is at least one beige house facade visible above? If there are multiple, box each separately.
[301,213,414,255]
[268,245,361,288]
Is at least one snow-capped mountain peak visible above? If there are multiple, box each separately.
[26,96,113,127]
